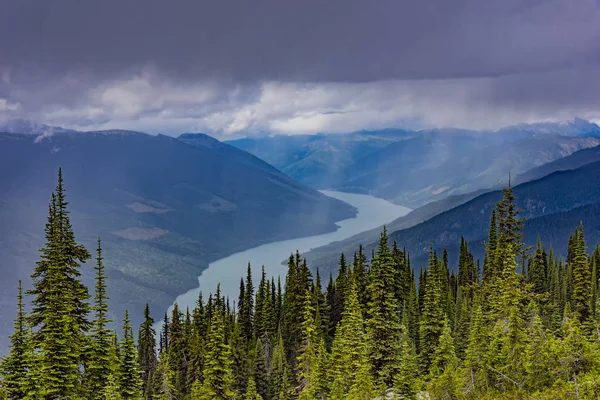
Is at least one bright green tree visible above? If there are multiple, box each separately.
[0,281,30,399]
[245,377,263,400]
[28,170,92,399]
[198,298,234,400]
[85,238,116,399]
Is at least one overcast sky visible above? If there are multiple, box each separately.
[1,0,599,137]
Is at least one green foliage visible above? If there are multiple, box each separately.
[329,279,375,398]
[0,281,30,399]
[245,377,264,400]
[366,227,404,386]
[85,239,117,399]
[198,300,234,400]
[394,340,419,400]
[3,172,600,400]
[137,303,157,399]
[118,310,143,399]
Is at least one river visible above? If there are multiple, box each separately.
[159,191,410,324]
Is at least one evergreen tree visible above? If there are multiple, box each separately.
[269,330,293,400]
[137,304,157,399]
[419,247,446,373]
[365,227,403,386]
[119,310,143,399]
[167,303,188,397]
[429,319,458,377]
[296,290,326,399]
[353,245,368,311]
[571,223,592,328]
[240,264,255,341]
[524,307,551,392]
[464,305,489,392]
[151,355,173,400]
[245,377,263,400]
[159,313,169,354]
[85,238,116,399]
[199,296,234,400]
[252,338,268,400]
[0,281,29,399]
[484,209,498,282]
[27,169,92,399]
[230,321,248,398]
[329,279,374,398]
[103,372,122,400]
[394,340,418,400]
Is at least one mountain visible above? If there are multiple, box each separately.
[514,144,600,185]
[308,161,600,276]
[336,132,600,207]
[227,129,413,188]
[0,130,355,350]
[228,122,600,208]
[505,117,600,137]
[0,118,78,136]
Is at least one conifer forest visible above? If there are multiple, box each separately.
[3,170,600,400]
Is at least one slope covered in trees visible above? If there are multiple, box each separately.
[2,170,600,399]
[514,144,600,185]
[0,132,355,351]
[308,161,600,276]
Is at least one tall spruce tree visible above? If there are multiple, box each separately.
[138,304,157,399]
[199,292,234,400]
[419,247,446,374]
[296,289,328,399]
[571,223,592,328]
[28,169,92,399]
[85,238,116,399]
[119,310,143,399]
[0,281,30,399]
[365,227,403,387]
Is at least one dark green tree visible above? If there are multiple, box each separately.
[365,227,403,386]
[119,310,143,399]
[138,304,158,399]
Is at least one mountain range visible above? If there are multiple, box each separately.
[229,119,600,207]
[2,118,600,350]
[0,129,355,350]
[306,157,600,276]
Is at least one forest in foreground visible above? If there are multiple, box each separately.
[1,170,600,400]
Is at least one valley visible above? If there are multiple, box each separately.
[162,190,410,324]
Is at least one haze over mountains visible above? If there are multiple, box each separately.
[305,149,600,276]
[229,119,600,207]
[0,127,354,349]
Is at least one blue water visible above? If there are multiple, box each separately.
[158,191,410,325]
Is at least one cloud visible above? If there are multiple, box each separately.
[0,0,599,135]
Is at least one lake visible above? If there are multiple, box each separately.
[160,191,411,323]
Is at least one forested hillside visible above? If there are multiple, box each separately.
[0,133,355,351]
[2,172,600,399]
[308,161,600,275]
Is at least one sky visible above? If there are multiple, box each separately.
[1,0,600,137]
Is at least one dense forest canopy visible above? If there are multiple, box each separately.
[1,170,600,399]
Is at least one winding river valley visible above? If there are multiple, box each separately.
[159,191,411,326]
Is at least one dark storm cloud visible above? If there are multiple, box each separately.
[0,0,599,134]
[2,0,599,82]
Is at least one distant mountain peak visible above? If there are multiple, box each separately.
[0,118,76,136]
[506,118,600,137]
